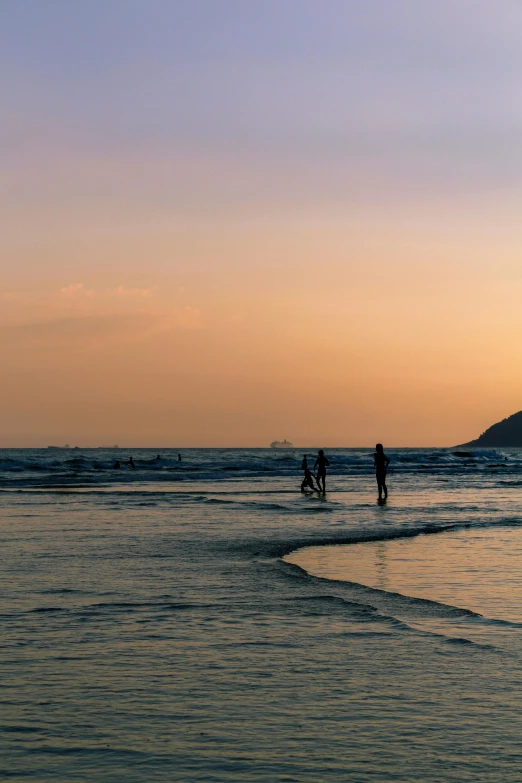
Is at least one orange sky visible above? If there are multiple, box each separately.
[3,189,522,446]
[2,2,522,446]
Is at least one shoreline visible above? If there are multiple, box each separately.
[283,524,522,625]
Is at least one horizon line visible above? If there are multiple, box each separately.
[0,444,478,450]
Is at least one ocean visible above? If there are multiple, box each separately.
[2,446,522,782]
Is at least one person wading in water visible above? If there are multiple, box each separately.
[314,449,330,493]
[373,443,390,501]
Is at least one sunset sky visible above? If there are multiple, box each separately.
[2,0,522,446]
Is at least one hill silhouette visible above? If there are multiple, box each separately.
[460,410,522,447]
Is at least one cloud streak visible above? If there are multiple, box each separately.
[111,285,154,298]
[57,283,154,299]
[3,305,204,348]
[58,282,93,297]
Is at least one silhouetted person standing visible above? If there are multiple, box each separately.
[314,449,329,493]
[178,453,182,462]
[374,443,390,500]
[127,456,135,469]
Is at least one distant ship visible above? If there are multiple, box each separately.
[269,439,293,449]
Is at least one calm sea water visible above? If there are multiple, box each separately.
[2,447,522,782]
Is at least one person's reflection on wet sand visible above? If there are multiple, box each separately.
[375,542,388,590]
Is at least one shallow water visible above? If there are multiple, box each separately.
[3,447,522,781]
[285,527,522,623]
